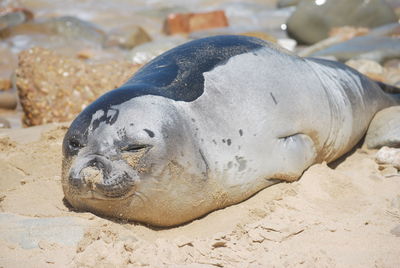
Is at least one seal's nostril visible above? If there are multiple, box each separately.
[69,175,84,188]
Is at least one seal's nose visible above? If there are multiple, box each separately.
[68,155,110,186]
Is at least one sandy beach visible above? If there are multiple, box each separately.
[0,123,399,267]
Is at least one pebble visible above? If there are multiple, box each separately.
[106,25,151,49]
[0,117,11,128]
[0,91,17,110]
[0,7,33,31]
[375,147,400,170]
[390,225,400,237]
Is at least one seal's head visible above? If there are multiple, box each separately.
[62,90,211,226]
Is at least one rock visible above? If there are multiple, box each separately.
[277,38,297,51]
[0,78,10,91]
[365,107,400,149]
[16,47,140,126]
[0,213,86,249]
[379,166,398,177]
[41,16,106,45]
[0,117,10,128]
[240,32,277,43]
[375,147,400,170]
[219,2,293,37]
[128,36,187,65]
[391,225,400,237]
[163,10,228,35]
[0,91,17,109]
[106,25,151,49]
[277,0,300,8]
[310,36,400,63]
[345,59,384,81]
[0,7,33,31]
[287,0,398,44]
[298,27,369,57]
[367,22,400,38]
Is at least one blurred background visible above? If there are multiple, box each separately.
[0,0,399,129]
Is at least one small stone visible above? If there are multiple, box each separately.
[390,225,400,237]
[107,25,152,49]
[0,7,34,31]
[0,79,11,91]
[277,38,297,51]
[211,241,227,248]
[379,165,398,177]
[240,32,277,43]
[0,91,17,110]
[163,10,228,35]
[0,117,11,128]
[375,147,400,170]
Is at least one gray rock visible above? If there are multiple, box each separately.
[0,213,87,249]
[311,36,400,63]
[41,16,106,45]
[365,107,400,149]
[287,0,398,44]
[277,0,300,8]
[0,8,32,31]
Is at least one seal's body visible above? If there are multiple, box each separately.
[62,35,399,226]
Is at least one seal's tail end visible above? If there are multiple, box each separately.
[376,81,400,104]
[376,81,400,94]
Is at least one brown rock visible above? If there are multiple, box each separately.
[240,32,277,43]
[0,91,17,110]
[163,10,228,35]
[16,47,141,126]
[0,78,11,91]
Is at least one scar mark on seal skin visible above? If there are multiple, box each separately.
[239,129,243,136]
[270,92,278,105]
[198,149,209,178]
[227,139,232,146]
[143,129,155,138]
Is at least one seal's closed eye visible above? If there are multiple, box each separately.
[121,144,149,153]
[69,138,83,151]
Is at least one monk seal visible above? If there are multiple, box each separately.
[62,35,400,226]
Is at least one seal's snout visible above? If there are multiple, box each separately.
[68,154,137,199]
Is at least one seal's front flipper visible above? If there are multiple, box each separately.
[271,133,317,182]
[365,106,400,149]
